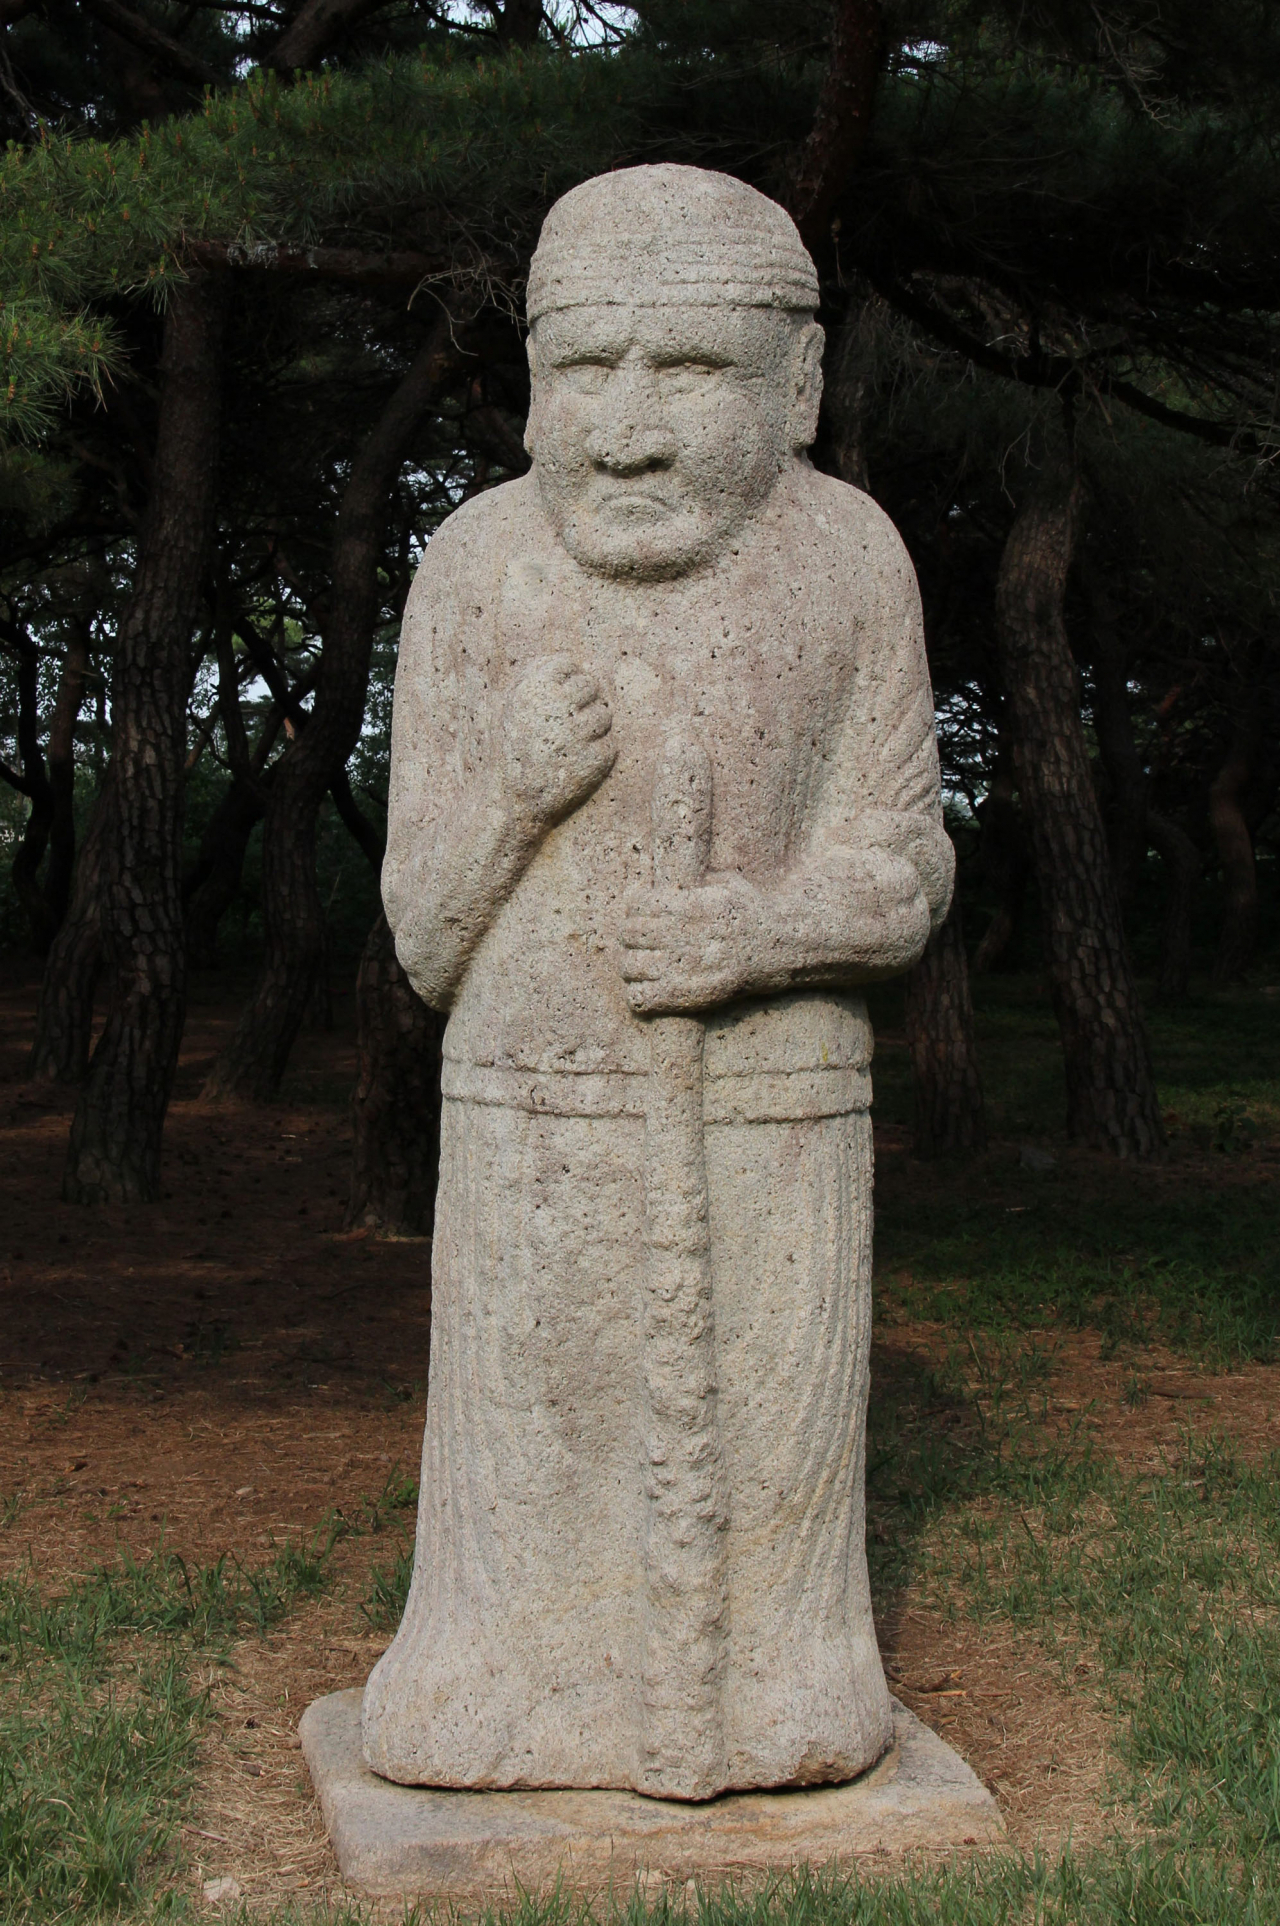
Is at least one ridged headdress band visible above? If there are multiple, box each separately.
[527,165,820,321]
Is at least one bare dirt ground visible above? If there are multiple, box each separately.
[1,958,1275,1913]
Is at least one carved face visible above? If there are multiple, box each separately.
[526,303,823,580]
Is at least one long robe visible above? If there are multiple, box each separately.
[361,464,951,1796]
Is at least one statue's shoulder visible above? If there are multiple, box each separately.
[789,466,917,602]
[406,475,542,611]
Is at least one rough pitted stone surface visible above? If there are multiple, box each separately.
[355,163,954,1803]
[304,1690,1003,1898]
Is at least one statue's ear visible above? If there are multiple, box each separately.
[789,320,825,452]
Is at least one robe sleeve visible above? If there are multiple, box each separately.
[808,501,954,930]
[381,506,500,967]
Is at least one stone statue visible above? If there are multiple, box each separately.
[362,164,953,1803]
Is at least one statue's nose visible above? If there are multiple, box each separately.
[585,420,678,474]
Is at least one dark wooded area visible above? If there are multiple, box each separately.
[2,0,1277,1212]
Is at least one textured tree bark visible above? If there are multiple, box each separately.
[903,894,987,1156]
[1084,594,1203,999]
[1084,570,1150,908]
[786,0,886,252]
[972,741,1029,973]
[1147,809,1200,1000]
[1208,683,1263,985]
[184,771,268,968]
[63,273,226,1203]
[29,776,111,1083]
[185,624,267,966]
[823,296,884,493]
[4,618,91,953]
[346,912,443,1236]
[263,0,394,71]
[43,618,92,938]
[994,436,1164,1157]
[6,624,58,953]
[492,0,543,46]
[205,307,460,1103]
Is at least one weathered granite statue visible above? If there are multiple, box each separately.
[362,164,953,1804]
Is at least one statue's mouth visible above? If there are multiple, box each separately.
[596,490,675,523]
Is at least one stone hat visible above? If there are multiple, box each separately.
[526,164,820,321]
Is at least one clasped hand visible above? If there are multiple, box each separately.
[618,874,766,1016]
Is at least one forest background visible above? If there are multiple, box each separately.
[0,0,1278,1219]
[2,6,1280,1923]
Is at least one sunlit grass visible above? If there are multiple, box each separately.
[868,976,1280,1364]
[0,1522,346,1920]
[4,974,1279,1921]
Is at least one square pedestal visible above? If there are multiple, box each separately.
[300,1689,1003,1899]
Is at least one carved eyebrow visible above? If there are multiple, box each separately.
[551,346,624,367]
[650,351,732,368]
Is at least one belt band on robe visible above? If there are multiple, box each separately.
[440,1059,871,1122]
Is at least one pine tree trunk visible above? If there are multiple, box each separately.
[1085,571,1150,907]
[1086,578,1203,998]
[8,624,58,952]
[184,770,266,967]
[43,618,91,936]
[185,622,286,967]
[29,773,111,1083]
[1208,688,1262,985]
[972,740,1028,972]
[903,894,987,1156]
[823,295,884,492]
[63,274,226,1203]
[994,433,1164,1158]
[205,308,458,1103]
[1147,809,1200,1000]
[347,912,443,1236]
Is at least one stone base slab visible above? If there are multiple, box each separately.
[300,1689,1004,1899]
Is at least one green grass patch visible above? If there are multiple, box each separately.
[866,974,1280,1363]
[227,1846,1278,1924]
[866,975,1280,1150]
[860,1318,1280,1919]
[875,1177,1279,1362]
[361,1539,414,1632]
[0,1524,346,1664]
[940,1434,1280,1874]
[0,1521,346,1921]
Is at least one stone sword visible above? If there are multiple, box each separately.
[638,729,730,1799]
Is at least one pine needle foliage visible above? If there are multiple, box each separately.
[0,43,645,443]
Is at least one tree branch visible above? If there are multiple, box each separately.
[187,239,455,285]
[870,272,1271,456]
[786,0,885,253]
[490,0,542,47]
[262,0,395,71]
[330,765,384,870]
[78,0,221,86]
[1105,375,1272,454]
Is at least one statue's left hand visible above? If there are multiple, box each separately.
[618,876,762,1015]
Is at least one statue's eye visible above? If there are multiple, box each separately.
[656,361,723,393]
[558,360,614,394]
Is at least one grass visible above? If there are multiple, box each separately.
[0,1522,347,1921]
[5,971,1280,1922]
[875,1180,1279,1363]
[359,1467,418,1629]
[868,975,1280,1363]
[874,1413,1280,1877]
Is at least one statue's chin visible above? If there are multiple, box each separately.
[554,509,726,582]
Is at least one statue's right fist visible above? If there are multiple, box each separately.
[500,654,616,828]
